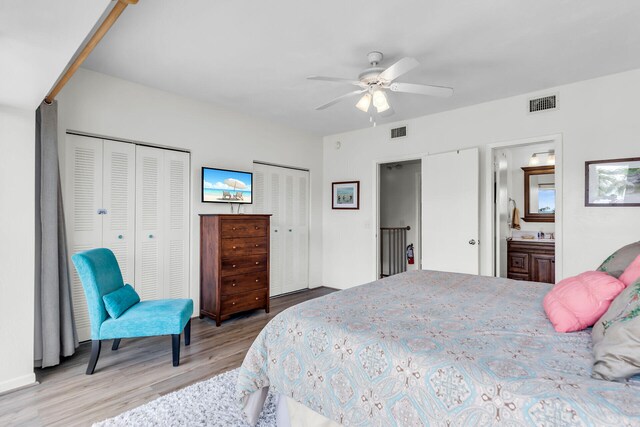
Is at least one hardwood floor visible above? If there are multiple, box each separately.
[0,287,335,427]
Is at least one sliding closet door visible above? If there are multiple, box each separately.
[163,150,190,299]
[135,146,165,300]
[102,140,136,286]
[64,134,103,341]
[254,163,309,296]
[254,165,284,296]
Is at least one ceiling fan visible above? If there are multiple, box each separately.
[308,51,454,116]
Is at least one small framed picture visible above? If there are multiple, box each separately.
[332,181,360,209]
[585,157,640,206]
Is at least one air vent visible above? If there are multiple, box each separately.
[390,126,407,139]
[529,94,557,113]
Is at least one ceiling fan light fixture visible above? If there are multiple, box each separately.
[373,90,390,113]
[355,93,372,112]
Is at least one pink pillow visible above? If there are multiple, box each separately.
[543,271,626,333]
[619,254,640,287]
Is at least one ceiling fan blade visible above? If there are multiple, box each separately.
[307,75,363,87]
[389,82,454,97]
[378,57,419,82]
[315,89,367,110]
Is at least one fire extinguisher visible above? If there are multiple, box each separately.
[406,244,415,265]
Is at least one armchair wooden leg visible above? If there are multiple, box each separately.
[86,340,101,375]
[184,319,191,346]
[172,334,180,367]
[112,339,121,351]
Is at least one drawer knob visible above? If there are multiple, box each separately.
[232,264,236,268]
[255,261,259,265]
[232,302,236,305]
[232,227,236,231]
[255,297,259,300]
[118,234,123,239]
[232,246,237,249]
[232,283,236,287]
[255,279,259,282]
[255,226,259,230]
[255,244,259,247]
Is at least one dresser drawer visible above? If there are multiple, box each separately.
[221,254,267,277]
[221,236,268,256]
[221,289,267,316]
[221,271,268,296]
[221,219,268,238]
[508,272,530,281]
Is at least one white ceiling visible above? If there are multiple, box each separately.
[81,0,640,135]
[0,0,111,110]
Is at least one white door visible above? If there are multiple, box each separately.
[163,150,190,299]
[64,134,104,341]
[422,148,479,274]
[135,145,164,300]
[102,140,136,286]
[253,163,309,296]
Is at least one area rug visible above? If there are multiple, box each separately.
[93,368,276,427]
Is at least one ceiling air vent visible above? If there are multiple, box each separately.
[390,126,407,139]
[529,94,557,113]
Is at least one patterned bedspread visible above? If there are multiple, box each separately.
[236,270,640,426]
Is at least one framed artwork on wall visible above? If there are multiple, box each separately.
[585,157,640,206]
[332,181,360,209]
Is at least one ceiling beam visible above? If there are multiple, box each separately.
[44,0,138,104]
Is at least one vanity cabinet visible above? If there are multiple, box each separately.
[507,240,555,284]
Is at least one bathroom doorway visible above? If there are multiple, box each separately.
[489,135,563,283]
[378,159,422,277]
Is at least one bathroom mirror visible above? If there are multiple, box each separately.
[522,165,555,222]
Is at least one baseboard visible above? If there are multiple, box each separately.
[0,373,37,396]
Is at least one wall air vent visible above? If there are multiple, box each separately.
[529,94,557,113]
[390,126,407,139]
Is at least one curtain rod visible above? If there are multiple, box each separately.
[44,0,138,104]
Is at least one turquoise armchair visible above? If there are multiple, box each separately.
[72,248,193,374]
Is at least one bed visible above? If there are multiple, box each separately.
[236,270,640,426]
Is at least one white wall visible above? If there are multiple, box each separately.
[57,69,324,314]
[0,106,36,393]
[322,68,640,289]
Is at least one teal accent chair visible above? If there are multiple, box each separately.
[72,248,193,374]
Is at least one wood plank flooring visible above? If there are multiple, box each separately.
[0,287,335,427]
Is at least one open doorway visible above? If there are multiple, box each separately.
[378,159,421,277]
[491,137,561,283]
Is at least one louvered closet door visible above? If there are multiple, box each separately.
[253,163,309,296]
[64,134,103,341]
[135,146,165,300]
[282,168,309,294]
[163,150,190,298]
[102,140,136,287]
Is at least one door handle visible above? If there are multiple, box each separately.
[468,239,476,245]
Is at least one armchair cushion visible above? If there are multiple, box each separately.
[103,284,140,319]
[100,299,193,339]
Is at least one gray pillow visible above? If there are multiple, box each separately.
[592,279,640,381]
[597,241,640,278]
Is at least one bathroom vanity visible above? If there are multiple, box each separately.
[507,239,555,284]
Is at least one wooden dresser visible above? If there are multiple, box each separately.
[199,214,271,326]
[507,239,555,284]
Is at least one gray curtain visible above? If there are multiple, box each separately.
[34,101,78,368]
